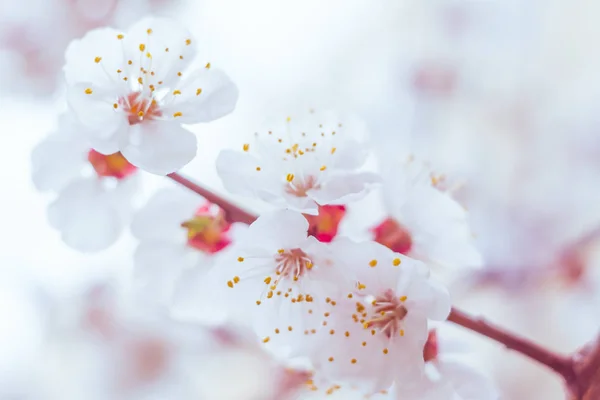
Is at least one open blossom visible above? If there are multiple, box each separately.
[219,209,353,347]
[302,239,451,394]
[216,110,380,215]
[31,114,138,252]
[373,157,482,271]
[131,188,244,307]
[64,16,239,175]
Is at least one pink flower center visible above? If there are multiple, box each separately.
[304,205,346,243]
[285,175,320,197]
[372,218,413,254]
[274,248,313,279]
[88,150,137,180]
[363,289,408,338]
[121,92,162,125]
[181,206,232,254]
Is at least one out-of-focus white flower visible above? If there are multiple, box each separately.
[30,284,309,400]
[373,157,482,271]
[219,209,351,346]
[302,239,450,394]
[216,110,379,215]
[31,114,138,252]
[64,16,239,175]
[195,326,312,400]
[131,188,244,306]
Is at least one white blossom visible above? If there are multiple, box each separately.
[31,114,138,252]
[216,110,379,215]
[131,188,244,309]
[301,239,450,394]
[64,16,239,175]
[374,157,482,271]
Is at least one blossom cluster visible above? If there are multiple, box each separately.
[29,16,499,400]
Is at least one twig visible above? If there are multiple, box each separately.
[167,173,256,225]
[448,307,576,382]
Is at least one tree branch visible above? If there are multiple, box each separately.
[447,307,576,382]
[167,171,591,390]
[167,172,256,225]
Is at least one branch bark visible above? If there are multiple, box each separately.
[167,172,256,225]
[447,308,576,382]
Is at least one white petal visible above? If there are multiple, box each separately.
[437,358,499,400]
[309,171,380,206]
[133,241,198,305]
[216,149,275,197]
[120,121,197,175]
[64,27,126,89]
[66,83,127,136]
[123,17,196,87]
[131,188,201,242]
[405,277,451,321]
[242,209,309,250]
[31,135,87,192]
[161,68,239,124]
[47,179,123,252]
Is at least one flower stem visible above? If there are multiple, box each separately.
[447,307,576,381]
[167,173,256,225]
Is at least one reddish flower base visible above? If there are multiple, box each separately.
[88,150,137,179]
[182,205,232,254]
[372,217,413,254]
[304,205,346,243]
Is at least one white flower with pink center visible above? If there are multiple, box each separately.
[301,239,450,394]
[64,16,239,175]
[220,209,352,348]
[216,110,380,215]
[31,114,138,252]
[374,157,482,271]
[131,188,245,308]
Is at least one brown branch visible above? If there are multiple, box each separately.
[167,173,257,225]
[448,307,576,382]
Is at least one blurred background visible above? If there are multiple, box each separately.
[2,0,600,399]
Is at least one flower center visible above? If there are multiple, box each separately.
[363,289,408,338]
[88,150,137,179]
[285,175,320,197]
[372,218,413,254]
[121,92,162,125]
[304,205,346,243]
[181,207,231,254]
[274,248,313,279]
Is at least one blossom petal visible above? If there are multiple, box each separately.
[120,121,197,175]
[64,27,126,90]
[241,209,309,251]
[160,68,239,124]
[47,179,123,252]
[123,17,197,87]
[131,188,200,242]
[309,171,380,206]
[133,241,199,305]
[437,358,499,400]
[66,82,127,137]
[31,121,88,192]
